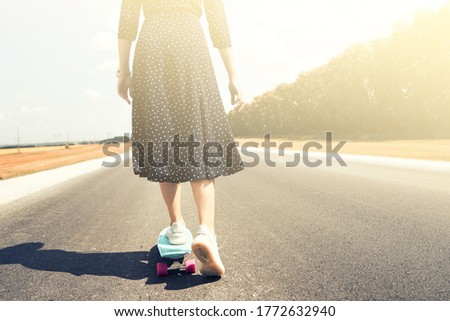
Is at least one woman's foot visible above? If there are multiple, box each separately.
[165,221,187,245]
[191,225,225,277]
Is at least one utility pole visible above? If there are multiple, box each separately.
[66,129,70,149]
[16,127,21,153]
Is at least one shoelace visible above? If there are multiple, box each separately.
[171,227,184,233]
[170,223,185,233]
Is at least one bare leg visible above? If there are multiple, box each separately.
[190,178,215,235]
[159,182,183,224]
[190,178,225,276]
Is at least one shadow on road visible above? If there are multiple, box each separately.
[0,242,219,290]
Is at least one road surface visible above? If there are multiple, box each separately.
[1,151,449,300]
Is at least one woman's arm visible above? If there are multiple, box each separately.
[117,39,133,105]
[219,47,243,106]
[117,0,142,105]
[118,39,132,74]
[203,0,243,106]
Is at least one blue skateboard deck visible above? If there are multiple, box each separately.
[157,227,193,260]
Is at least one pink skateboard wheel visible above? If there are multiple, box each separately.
[156,262,168,277]
[185,259,196,274]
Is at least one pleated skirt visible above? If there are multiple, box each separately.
[130,11,244,183]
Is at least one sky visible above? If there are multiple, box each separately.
[0,0,447,146]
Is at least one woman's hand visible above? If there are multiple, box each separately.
[229,78,244,108]
[117,75,133,105]
[219,48,244,109]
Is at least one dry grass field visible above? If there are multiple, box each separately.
[235,138,450,162]
[0,143,130,180]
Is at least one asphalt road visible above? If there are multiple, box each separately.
[1,151,449,300]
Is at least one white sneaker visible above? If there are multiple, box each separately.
[191,225,225,276]
[165,221,187,245]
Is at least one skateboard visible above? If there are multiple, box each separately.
[156,227,197,277]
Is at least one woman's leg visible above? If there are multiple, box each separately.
[190,178,215,235]
[190,178,225,276]
[159,182,183,224]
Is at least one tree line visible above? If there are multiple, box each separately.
[228,3,450,140]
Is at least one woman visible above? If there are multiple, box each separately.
[117,0,244,277]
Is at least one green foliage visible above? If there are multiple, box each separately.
[229,3,450,140]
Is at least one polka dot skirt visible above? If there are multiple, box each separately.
[120,3,245,183]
